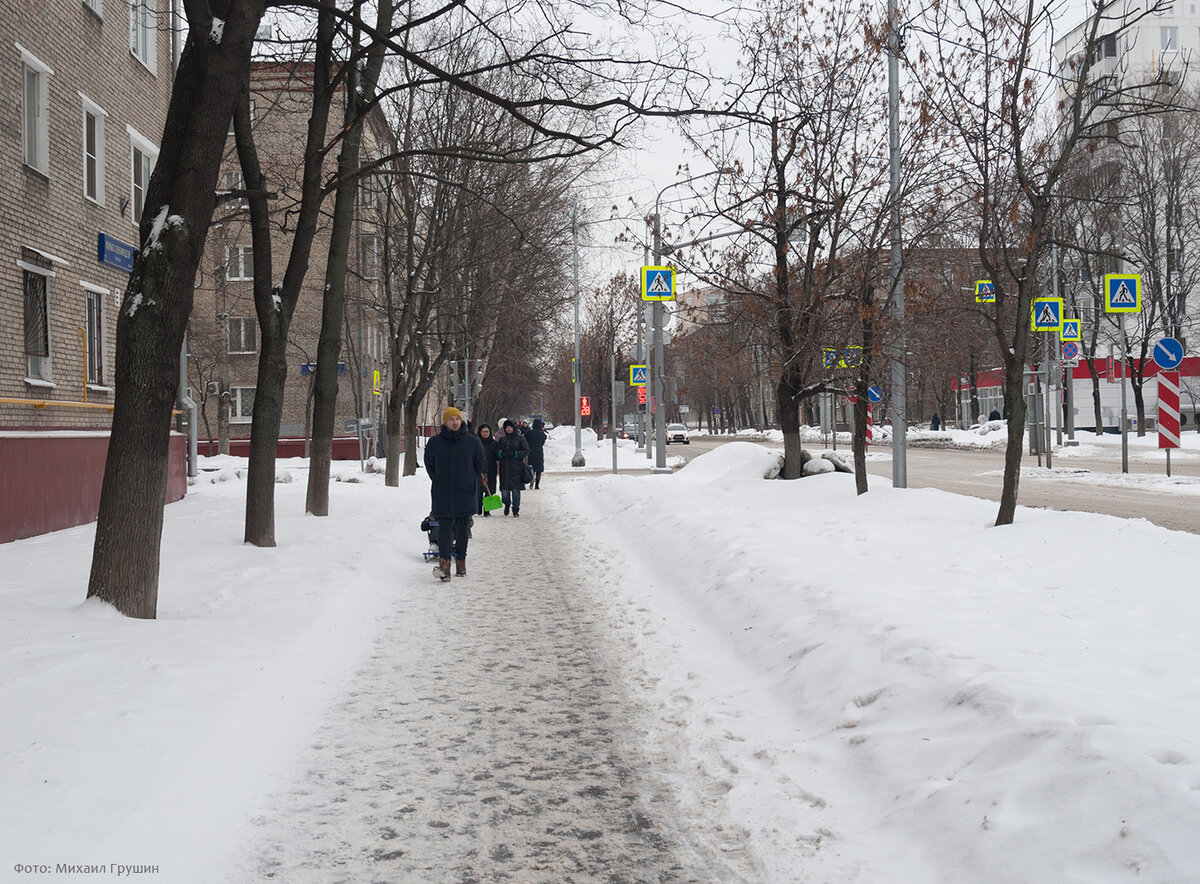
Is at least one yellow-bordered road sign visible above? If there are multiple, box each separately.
[630,364,647,386]
[1031,297,1063,332]
[1060,319,1082,342]
[975,280,996,303]
[1104,273,1141,313]
[641,266,676,301]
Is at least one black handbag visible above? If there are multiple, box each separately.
[523,462,534,485]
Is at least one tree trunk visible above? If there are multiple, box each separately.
[403,390,423,477]
[777,377,805,480]
[385,388,402,487]
[87,1,266,618]
[996,356,1028,526]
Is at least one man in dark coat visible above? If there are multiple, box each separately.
[524,418,548,489]
[495,420,530,517]
[424,407,486,580]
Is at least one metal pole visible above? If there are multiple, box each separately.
[611,346,618,474]
[1120,314,1129,473]
[1045,332,1053,469]
[644,301,653,462]
[638,246,648,452]
[1051,242,1063,448]
[652,213,669,472]
[572,210,585,467]
[887,0,907,488]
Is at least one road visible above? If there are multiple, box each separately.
[675,435,1200,535]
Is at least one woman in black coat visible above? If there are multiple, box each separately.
[495,420,530,516]
[524,418,548,489]
[476,423,499,515]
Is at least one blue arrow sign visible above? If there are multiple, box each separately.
[867,384,883,403]
[1153,337,1184,370]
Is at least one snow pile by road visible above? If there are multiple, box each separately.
[562,442,1200,882]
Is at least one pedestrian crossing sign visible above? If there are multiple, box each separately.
[641,266,676,301]
[1060,319,1081,342]
[1104,273,1141,313]
[975,280,995,303]
[629,364,647,386]
[1030,298,1063,332]
[823,348,838,369]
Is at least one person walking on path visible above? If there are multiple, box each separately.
[495,419,530,517]
[476,423,499,516]
[524,418,548,489]
[424,407,486,580]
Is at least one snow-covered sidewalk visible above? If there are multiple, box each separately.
[228,489,756,881]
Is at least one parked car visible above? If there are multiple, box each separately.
[665,423,690,444]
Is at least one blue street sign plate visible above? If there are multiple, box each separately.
[867,384,883,403]
[629,364,648,386]
[1153,337,1184,370]
[1060,319,1081,342]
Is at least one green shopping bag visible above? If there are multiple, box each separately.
[482,493,503,512]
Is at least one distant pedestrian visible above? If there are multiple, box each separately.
[525,418,548,489]
[930,413,940,431]
[988,409,1002,422]
[423,407,486,581]
[495,419,530,517]
[477,423,498,516]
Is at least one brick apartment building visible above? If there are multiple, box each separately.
[0,0,183,542]
[187,61,395,460]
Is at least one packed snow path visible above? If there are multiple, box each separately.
[242,481,761,882]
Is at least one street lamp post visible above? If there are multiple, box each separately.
[572,209,585,467]
[650,168,731,473]
[887,0,907,488]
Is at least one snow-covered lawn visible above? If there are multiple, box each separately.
[0,435,1197,881]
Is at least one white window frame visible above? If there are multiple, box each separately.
[127,124,158,224]
[17,44,52,175]
[81,281,109,388]
[84,0,102,15]
[80,93,107,205]
[1162,26,1179,52]
[227,316,256,354]
[20,260,55,382]
[230,386,255,423]
[129,0,156,73]
[226,245,253,281]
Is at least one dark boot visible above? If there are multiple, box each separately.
[504,504,510,516]
[434,557,451,582]
[513,508,520,518]
[455,559,466,577]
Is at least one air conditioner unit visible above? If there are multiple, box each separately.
[206,381,220,395]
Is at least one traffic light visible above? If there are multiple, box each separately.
[580,396,591,416]
[637,386,647,405]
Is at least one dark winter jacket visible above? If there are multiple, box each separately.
[525,419,548,472]
[477,425,499,492]
[495,425,530,491]
[424,424,486,517]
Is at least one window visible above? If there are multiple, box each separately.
[1104,35,1117,58]
[226,245,253,280]
[227,316,256,354]
[22,265,52,380]
[83,284,106,385]
[222,169,246,209]
[360,233,378,279]
[81,95,107,203]
[230,387,255,422]
[18,45,51,174]
[127,126,158,224]
[129,0,156,72]
[1162,27,1178,51]
[84,0,102,14]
